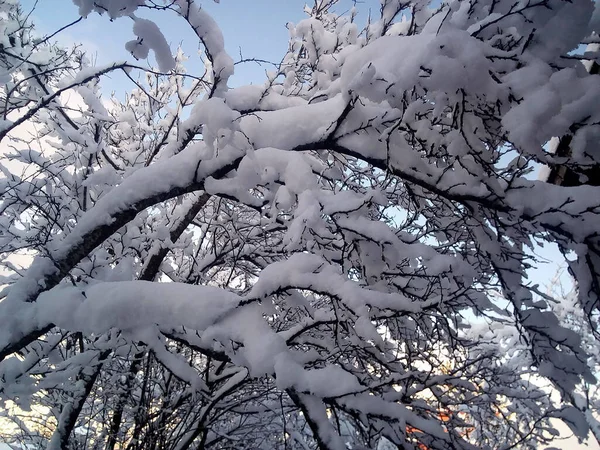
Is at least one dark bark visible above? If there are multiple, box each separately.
[287,389,338,450]
[48,350,111,450]
[105,194,211,450]
[104,350,145,450]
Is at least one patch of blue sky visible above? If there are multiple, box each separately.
[19,0,383,95]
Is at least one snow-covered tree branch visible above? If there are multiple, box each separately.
[2,0,600,449]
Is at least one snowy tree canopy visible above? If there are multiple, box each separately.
[1,0,600,448]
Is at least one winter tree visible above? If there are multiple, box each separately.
[1,0,600,449]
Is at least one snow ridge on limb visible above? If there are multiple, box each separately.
[174,0,234,96]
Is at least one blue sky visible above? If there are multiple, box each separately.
[20,0,380,92]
